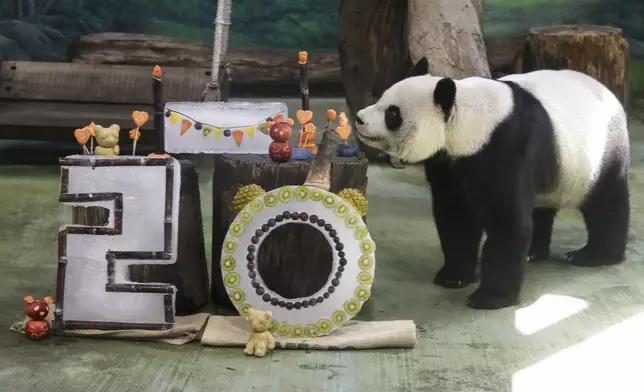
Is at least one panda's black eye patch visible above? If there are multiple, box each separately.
[384,105,402,131]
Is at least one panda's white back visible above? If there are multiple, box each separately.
[499,69,629,208]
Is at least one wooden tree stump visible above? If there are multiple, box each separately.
[72,159,210,316]
[211,154,369,308]
[517,25,630,111]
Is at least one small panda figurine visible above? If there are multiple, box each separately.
[355,57,630,310]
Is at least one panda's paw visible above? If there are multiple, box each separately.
[434,267,477,289]
[466,289,519,310]
[527,250,549,263]
[565,248,624,267]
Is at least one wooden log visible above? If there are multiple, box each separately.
[72,160,209,316]
[517,25,630,110]
[211,154,369,309]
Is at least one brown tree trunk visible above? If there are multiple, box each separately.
[339,0,411,163]
[517,25,630,112]
[211,154,369,309]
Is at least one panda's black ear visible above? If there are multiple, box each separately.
[433,78,456,122]
[411,57,429,76]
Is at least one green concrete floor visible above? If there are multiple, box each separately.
[1,99,644,391]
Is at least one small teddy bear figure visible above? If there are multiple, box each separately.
[94,124,121,156]
[24,296,53,341]
[244,307,276,358]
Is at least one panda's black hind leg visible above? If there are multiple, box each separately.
[565,172,629,267]
[528,208,557,262]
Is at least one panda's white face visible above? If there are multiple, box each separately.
[355,75,450,163]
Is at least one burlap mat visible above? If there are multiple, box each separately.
[201,316,417,350]
[10,304,210,345]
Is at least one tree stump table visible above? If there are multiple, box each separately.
[72,159,209,316]
[211,154,369,309]
[516,25,630,111]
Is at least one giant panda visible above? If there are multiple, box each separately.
[355,58,630,310]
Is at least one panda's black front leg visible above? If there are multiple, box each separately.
[425,155,483,289]
[465,174,535,310]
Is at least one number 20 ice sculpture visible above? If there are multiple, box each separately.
[55,155,181,333]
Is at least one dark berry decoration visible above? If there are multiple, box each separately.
[256,287,265,295]
[247,245,256,253]
[335,271,342,278]
[338,265,345,272]
[339,258,347,266]
[328,286,336,293]
[317,296,324,303]
[262,293,271,302]
[324,224,333,231]
[323,292,330,299]
[223,129,231,137]
[291,212,300,220]
[195,122,203,130]
[338,251,345,258]
[247,262,256,270]
[255,229,264,237]
[251,279,260,288]
[276,215,284,222]
[335,243,344,251]
[282,211,291,219]
[329,229,337,237]
[261,224,269,232]
[333,237,340,243]
[302,301,309,308]
[331,278,340,287]
[299,212,309,221]
[317,219,325,227]
[286,302,294,310]
[165,111,171,118]
[268,218,277,227]
[251,236,259,244]
[294,302,302,309]
[310,215,318,223]
[279,301,286,308]
[249,271,257,279]
[266,117,273,122]
[309,298,317,306]
[270,298,279,306]
[246,254,255,262]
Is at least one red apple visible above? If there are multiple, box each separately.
[269,141,292,162]
[269,122,292,143]
[25,319,50,341]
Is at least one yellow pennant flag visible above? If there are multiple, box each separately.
[213,128,223,139]
[170,112,180,125]
[245,126,255,139]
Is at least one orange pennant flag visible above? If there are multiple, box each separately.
[232,129,244,147]
[180,119,192,136]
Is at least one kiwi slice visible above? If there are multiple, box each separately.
[250,199,264,212]
[304,324,319,338]
[358,254,374,270]
[354,226,368,241]
[277,321,291,336]
[317,318,333,334]
[229,221,244,237]
[229,288,246,304]
[323,195,337,208]
[310,189,324,201]
[239,303,251,316]
[264,192,278,207]
[332,310,347,326]
[357,271,374,285]
[355,285,371,301]
[223,238,238,254]
[344,298,361,316]
[240,210,254,223]
[268,319,278,333]
[345,214,360,229]
[295,186,310,201]
[279,187,294,203]
[220,255,236,271]
[224,271,241,288]
[334,203,350,217]
[360,239,376,254]
[291,324,304,338]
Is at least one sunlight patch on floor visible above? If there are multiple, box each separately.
[514,294,588,336]
[512,310,644,392]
